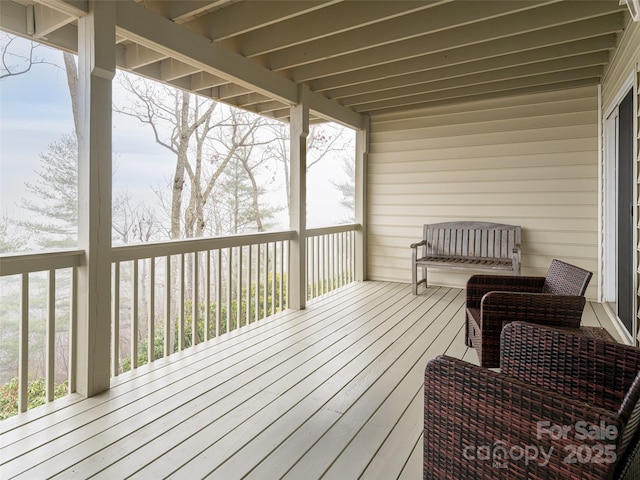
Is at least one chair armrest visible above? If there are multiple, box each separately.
[501,322,640,412]
[466,275,545,308]
[479,291,585,333]
[410,239,427,250]
[424,356,621,480]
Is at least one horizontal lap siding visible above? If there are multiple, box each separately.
[368,86,599,299]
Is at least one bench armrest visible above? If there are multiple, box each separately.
[424,356,621,480]
[410,239,427,249]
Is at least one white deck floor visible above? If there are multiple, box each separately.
[0,281,622,479]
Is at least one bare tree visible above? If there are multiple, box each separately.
[62,52,79,135]
[116,75,222,240]
[117,76,283,239]
[266,122,353,217]
[113,191,159,245]
[0,33,60,79]
[225,109,279,233]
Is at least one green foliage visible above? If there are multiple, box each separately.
[307,271,353,299]
[0,377,69,421]
[117,273,288,374]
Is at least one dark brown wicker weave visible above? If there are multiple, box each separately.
[466,258,592,367]
[424,322,640,480]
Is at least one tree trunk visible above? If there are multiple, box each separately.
[62,52,79,137]
[240,157,264,232]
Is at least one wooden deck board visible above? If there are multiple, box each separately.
[0,281,624,480]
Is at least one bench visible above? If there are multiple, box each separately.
[410,221,521,294]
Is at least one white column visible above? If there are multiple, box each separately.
[289,85,309,310]
[355,115,370,282]
[76,0,115,396]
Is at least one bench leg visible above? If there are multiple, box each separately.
[411,262,418,295]
[412,267,428,295]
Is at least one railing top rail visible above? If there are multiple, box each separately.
[0,224,358,275]
[112,230,296,263]
[0,249,84,277]
[306,224,360,237]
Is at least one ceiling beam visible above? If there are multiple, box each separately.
[37,0,87,17]
[314,28,618,95]
[373,78,599,115]
[217,83,252,99]
[339,53,609,107]
[184,1,340,41]
[233,1,445,58]
[32,4,75,38]
[289,1,624,81]
[160,58,201,81]
[167,75,193,91]
[190,71,228,91]
[0,1,30,37]
[124,43,168,69]
[267,0,555,72]
[116,0,296,103]
[131,62,161,81]
[327,46,611,101]
[270,107,293,121]
[311,17,620,93]
[162,1,228,23]
[0,1,79,53]
[354,67,603,112]
[228,92,274,107]
[115,0,363,128]
[255,100,287,115]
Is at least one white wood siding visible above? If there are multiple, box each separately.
[368,86,599,299]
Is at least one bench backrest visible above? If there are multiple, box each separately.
[422,221,521,259]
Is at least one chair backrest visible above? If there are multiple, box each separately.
[618,373,640,472]
[542,259,592,296]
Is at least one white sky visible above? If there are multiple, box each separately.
[0,35,354,246]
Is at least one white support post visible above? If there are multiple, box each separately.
[355,115,370,282]
[76,0,115,397]
[289,85,309,310]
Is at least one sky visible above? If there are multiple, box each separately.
[0,35,354,250]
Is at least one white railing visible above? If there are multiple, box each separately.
[110,231,294,375]
[306,224,358,301]
[0,224,360,416]
[0,249,83,414]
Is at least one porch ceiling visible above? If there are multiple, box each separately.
[1,0,629,122]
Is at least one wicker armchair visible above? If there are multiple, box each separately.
[466,258,592,367]
[424,322,640,480]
